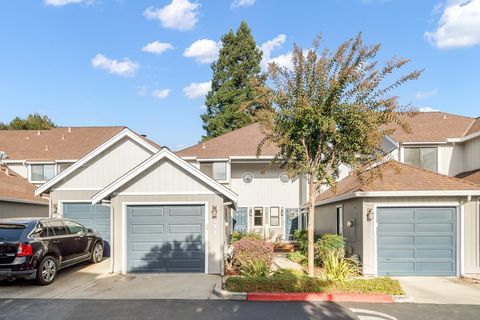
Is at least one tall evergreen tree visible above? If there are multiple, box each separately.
[0,113,56,130]
[201,21,266,140]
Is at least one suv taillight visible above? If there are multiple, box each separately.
[17,244,33,257]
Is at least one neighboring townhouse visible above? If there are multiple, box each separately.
[315,112,480,277]
[0,164,48,217]
[176,123,308,242]
[35,129,236,275]
[0,126,156,219]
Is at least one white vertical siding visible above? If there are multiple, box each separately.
[464,136,480,172]
[5,163,28,179]
[56,137,152,190]
[439,143,464,176]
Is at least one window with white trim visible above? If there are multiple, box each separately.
[254,207,264,226]
[404,147,438,172]
[31,164,55,182]
[270,207,280,227]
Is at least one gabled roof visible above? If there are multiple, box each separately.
[0,126,161,162]
[91,148,238,205]
[465,118,480,137]
[389,112,477,143]
[456,169,480,186]
[176,123,279,160]
[35,128,159,196]
[316,162,480,206]
[0,165,48,205]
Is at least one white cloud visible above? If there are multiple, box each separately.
[270,52,294,70]
[184,39,221,64]
[44,0,84,6]
[231,0,256,8]
[260,34,287,70]
[419,107,441,112]
[91,54,139,77]
[142,41,174,54]
[152,89,171,99]
[183,81,211,99]
[415,89,439,99]
[143,0,200,31]
[425,0,480,48]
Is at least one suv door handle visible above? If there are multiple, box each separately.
[52,240,60,244]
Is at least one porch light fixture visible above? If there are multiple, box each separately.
[281,208,284,216]
[212,205,218,219]
[367,208,374,221]
[249,208,253,216]
[346,220,354,227]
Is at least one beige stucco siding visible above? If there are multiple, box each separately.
[0,200,48,218]
[111,194,226,275]
[55,137,152,190]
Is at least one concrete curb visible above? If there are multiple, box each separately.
[213,284,247,300]
[247,292,394,303]
[392,295,414,303]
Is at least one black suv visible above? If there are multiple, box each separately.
[0,218,104,285]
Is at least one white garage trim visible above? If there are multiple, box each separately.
[121,201,209,275]
[372,202,463,277]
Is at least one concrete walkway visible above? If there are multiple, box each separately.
[397,276,480,304]
[0,259,221,300]
[273,252,304,272]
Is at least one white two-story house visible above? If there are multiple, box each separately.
[177,123,308,242]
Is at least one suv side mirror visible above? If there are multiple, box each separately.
[87,228,94,233]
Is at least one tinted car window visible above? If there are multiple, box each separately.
[31,223,52,238]
[0,224,26,241]
[48,220,68,236]
[64,221,86,235]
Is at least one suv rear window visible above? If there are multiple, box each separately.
[0,224,26,241]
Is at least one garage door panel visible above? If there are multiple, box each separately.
[131,224,165,234]
[127,205,205,273]
[378,223,414,233]
[377,207,456,276]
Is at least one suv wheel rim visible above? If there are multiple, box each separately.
[94,244,103,261]
[42,260,56,282]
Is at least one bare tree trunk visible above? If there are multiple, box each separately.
[307,174,316,277]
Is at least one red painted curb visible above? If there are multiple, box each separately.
[247,292,394,303]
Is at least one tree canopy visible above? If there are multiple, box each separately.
[0,113,57,130]
[201,21,268,140]
[256,33,421,276]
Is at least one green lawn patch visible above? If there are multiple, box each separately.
[225,270,404,295]
[286,251,307,266]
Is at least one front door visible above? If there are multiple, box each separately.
[232,207,248,233]
[285,208,299,241]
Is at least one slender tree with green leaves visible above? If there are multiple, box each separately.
[0,113,56,130]
[255,34,421,276]
[201,21,267,140]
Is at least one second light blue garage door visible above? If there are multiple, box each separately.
[127,205,205,273]
[62,203,111,256]
[377,207,457,276]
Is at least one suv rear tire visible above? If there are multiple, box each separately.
[36,256,59,285]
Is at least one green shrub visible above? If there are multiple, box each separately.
[232,239,273,276]
[231,231,263,243]
[316,234,345,264]
[240,260,272,278]
[322,250,359,282]
[225,271,403,295]
[293,230,308,255]
[287,251,307,266]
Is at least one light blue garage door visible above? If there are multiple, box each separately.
[127,205,205,273]
[63,203,111,256]
[377,207,457,276]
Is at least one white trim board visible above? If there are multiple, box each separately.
[35,128,159,196]
[91,148,238,205]
[120,201,209,275]
[316,190,480,206]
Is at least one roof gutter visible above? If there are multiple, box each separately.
[316,190,480,206]
[447,131,480,143]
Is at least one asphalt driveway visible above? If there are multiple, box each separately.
[0,259,221,300]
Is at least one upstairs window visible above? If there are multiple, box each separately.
[254,207,264,226]
[212,162,227,181]
[270,207,280,227]
[31,164,55,182]
[404,147,438,172]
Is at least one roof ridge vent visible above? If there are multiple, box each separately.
[26,136,30,140]
[443,114,447,119]
[202,142,206,149]
[67,127,72,133]
[37,130,41,135]
[45,145,49,151]
[61,134,65,140]
[5,168,9,176]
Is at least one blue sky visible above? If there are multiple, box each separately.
[1,0,479,149]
